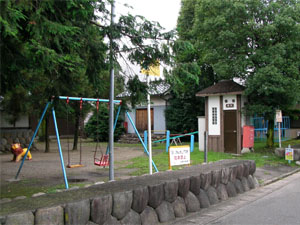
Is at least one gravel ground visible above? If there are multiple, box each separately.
[0,139,145,189]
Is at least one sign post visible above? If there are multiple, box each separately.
[276,110,282,148]
[141,62,160,175]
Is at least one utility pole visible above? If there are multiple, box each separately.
[109,0,115,181]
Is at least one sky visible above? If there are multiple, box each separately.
[115,0,181,31]
[115,0,182,81]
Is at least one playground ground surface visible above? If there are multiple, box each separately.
[0,139,147,199]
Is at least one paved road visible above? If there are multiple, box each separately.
[169,171,300,225]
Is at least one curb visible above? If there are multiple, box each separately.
[261,167,300,186]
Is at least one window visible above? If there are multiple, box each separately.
[212,107,217,125]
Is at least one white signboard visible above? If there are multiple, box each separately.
[169,145,190,166]
[276,110,282,123]
[223,95,237,110]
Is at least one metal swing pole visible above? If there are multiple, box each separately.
[52,107,69,189]
[106,105,122,155]
[108,0,115,181]
[15,101,51,179]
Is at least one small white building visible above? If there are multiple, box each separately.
[196,80,248,154]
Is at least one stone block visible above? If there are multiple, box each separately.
[241,177,250,192]
[190,175,201,195]
[226,181,237,197]
[216,183,228,201]
[86,221,98,225]
[234,179,245,194]
[155,201,175,223]
[293,149,300,161]
[91,194,113,225]
[5,211,34,225]
[275,148,285,157]
[236,163,244,179]
[243,161,250,177]
[1,138,7,146]
[132,186,149,213]
[112,191,133,220]
[211,170,221,188]
[197,189,210,208]
[221,167,230,185]
[103,216,121,225]
[248,175,255,189]
[65,199,90,225]
[35,206,64,225]
[229,166,237,182]
[207,186,219,205]
[172,196,186,218]
[164,180,178,203]
[249,160,256,175]
[184,191,200,212]
[148,183,164,208]
[140,206,159,225]
[200,172,212,190]
[178,177,190,198]
[120,209,141,225]
[253,176,260,188]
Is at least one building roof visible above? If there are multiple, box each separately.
[117,82,170,98]
[196,80,245,97]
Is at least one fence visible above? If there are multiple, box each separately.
[252,116,290,142]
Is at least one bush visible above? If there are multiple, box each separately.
[85,104,124,142]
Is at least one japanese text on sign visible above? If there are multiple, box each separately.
[169,145,190,166]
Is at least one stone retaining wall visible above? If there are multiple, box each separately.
[0,160,258,225]
[0,130,38,153]
[275,148,300,161]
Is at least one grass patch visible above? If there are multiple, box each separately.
[124,139,300,176]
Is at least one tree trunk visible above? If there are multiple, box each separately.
[266,118,274,148]
[45,114,50,153]
[73,111,80,150]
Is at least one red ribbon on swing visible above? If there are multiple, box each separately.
[96,99,99,111]
[80,98,83,110]
[66,96,69,104]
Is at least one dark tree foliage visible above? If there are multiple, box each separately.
[169,0,300,147]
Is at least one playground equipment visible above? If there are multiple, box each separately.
[66,97,84,168]
[11,143,32,162]
[152,130,198,153]
[15,96,159,189]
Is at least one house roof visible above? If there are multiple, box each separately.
[196,80,245,97]
[117,82,170,98]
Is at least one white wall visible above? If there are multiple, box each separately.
[208,96,220,135]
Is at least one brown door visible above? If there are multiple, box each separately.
[224,110,237,153]
[136,109,154,132]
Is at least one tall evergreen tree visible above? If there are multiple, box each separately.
[169,0,300,147]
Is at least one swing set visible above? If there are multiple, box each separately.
[14,96,122,189]
[15,96,158,189]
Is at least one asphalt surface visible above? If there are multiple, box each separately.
[168,167,300,225]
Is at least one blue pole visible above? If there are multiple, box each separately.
[52,108,69,189]
[144,130,148,153]
[106,105,122,154]
[58,96,121,104]
[166,130,170,153]
[190,135,194,152]
[126,111,159,172]
[15,102,51,179]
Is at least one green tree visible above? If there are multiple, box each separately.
[172,0,300,147]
